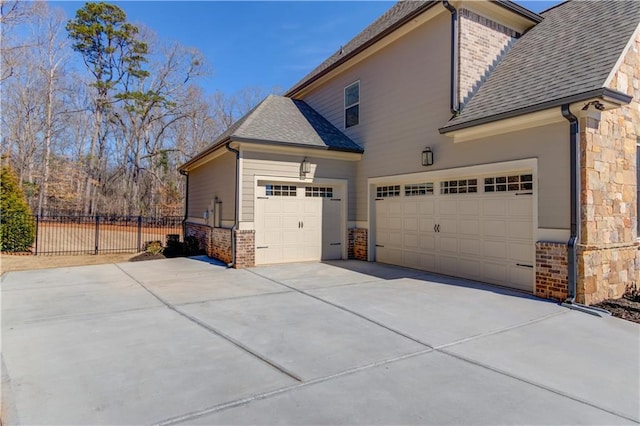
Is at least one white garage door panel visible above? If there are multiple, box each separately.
[374,172,535,292]
[510,266,533,291]
[255,184,342,265]
[460,239,481,256]
[484,240,508,259]
[483,199,507,216]
[509,198,533,216]
[509,221,533,239]
[484,220,507,238]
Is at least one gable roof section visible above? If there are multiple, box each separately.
[180,95,362,171]
[285,1,542,98]
[440,0,640,134]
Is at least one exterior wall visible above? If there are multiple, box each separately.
[185,222,252,268]
[185,222,210,252]
[302,11,570,231]
[234,229,255,268]
[348,228,368,261]
[535,242,568,301]
[576,31,640,304]
[241,151,356,223]
[458,8,518,106]
[187,151,236,223]
[210,227,232,264]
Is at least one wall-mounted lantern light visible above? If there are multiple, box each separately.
[301,158,311,176]
[422,147,434,166]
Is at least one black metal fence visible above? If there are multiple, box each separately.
[26,215,184,255]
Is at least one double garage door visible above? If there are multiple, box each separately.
[255,182,342,264]
[375,172,534,291]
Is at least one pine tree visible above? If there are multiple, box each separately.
[1,165,36,252]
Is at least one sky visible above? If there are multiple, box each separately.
[52,1,561,97]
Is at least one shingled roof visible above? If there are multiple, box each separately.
[285,1,541,98]
[180,95,362,171]
[440,0,640,133]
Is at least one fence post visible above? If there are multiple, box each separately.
[34,215,39,256]
[137,216,142,252]
[94,215,100,255]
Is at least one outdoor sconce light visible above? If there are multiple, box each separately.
[422,147,434,166]
[301,158,311,175]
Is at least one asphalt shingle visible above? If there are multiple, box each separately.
[440,0,640,132]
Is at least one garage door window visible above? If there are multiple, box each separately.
[376,185,400,198]
[305,187,333,198]
[440,179,478,194]
[484,174,533,192]
[265,184,297,196]
[405,183,434,196]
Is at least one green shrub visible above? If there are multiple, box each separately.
[0,166,35,252]
[144,240,163,255]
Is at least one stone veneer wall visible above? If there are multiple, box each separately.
[535,242,568,301]
[458,9,518,106]
[577,31,640,304]
[348,228,368,261]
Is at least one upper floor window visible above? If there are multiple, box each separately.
[344,81,359,128]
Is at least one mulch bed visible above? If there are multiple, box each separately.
[593,296,640,324]
[129,252,167,262]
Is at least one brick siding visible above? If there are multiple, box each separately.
[535,242,568,301]
[234,229,255,268]
[348,228,368,261]
[458,9,517,106]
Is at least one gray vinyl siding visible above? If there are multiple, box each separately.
[302,11,569,229]
[187,152,236,222]
[241,151,356,223]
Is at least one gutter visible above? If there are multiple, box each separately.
[179,169,189,238]
[225,142,240,268]
[442,1,459,115]
[439,87,632,134]
[560,104,610,317]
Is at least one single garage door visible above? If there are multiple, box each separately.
[255,182,342,264]
[375,173,534,291]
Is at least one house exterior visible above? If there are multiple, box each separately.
[180,0,640,305]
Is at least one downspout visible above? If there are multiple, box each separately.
[179,169,189,239]
[442,1,459,115]
[560,104,610,316]
[226,142,240,268]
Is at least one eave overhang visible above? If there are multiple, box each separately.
[439,87,632,137]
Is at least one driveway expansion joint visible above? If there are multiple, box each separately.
[438,349,639,424]
[114,264,304,383]
[154,348,435,426]
[246,269,434,349]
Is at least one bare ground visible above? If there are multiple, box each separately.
[1,253,138,274]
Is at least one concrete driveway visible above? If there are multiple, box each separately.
[1,257,638,425]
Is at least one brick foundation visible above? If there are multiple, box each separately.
[185,222,210,252]
[348,228,368,261]
[234,229,255,268]
[210,227,232,264]
[535,242,569,301]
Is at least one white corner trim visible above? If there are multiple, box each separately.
[603,22,640,90]
[537,228,570,243]
[238,221,254,230]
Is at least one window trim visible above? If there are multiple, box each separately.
[344,80,360,129]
